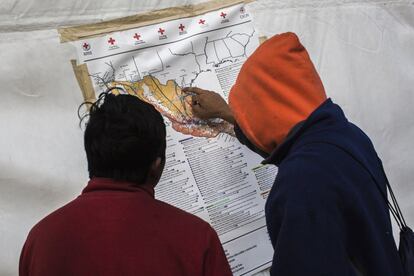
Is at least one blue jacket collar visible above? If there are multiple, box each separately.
[263,98,348,166]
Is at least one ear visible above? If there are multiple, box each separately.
[147,157,164,186]
[151,157,162,171]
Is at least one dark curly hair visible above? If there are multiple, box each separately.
[80,88,166,184]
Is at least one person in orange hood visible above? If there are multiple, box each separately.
[183,32,404,275]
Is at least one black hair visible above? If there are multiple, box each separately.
[80,88,166,184]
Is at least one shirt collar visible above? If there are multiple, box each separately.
[82,177,155,198]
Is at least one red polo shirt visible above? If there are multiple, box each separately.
[19,178,232,276]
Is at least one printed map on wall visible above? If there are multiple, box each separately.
[66,2,277,275]
[76,5,255,138]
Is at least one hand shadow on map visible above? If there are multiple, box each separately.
[91,65,234,138]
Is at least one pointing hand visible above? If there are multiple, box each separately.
[182,87,235,124]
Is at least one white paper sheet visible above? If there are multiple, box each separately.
[71,4,276,275]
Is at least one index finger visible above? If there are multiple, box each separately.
[182,87,206,95]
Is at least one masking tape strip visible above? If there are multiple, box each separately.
[259,36,267,44]
[71,59,96,105]
[58,0,254,43]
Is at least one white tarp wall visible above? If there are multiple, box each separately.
[1,0,413,275]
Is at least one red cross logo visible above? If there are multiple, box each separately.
[178,24,185,32]
[82,42,90,51]
[198,19,206,25]
[220,12,227,18]
[133,33,141,40]
[158,28,165,35]
[108,37,116,45]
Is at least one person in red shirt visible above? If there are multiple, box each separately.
[19,91,232,276]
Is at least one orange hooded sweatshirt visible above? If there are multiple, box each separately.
[229,32,327,154]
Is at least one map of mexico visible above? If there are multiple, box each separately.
[106,76,235,137]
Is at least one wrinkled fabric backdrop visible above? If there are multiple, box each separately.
[0,0,413,275]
